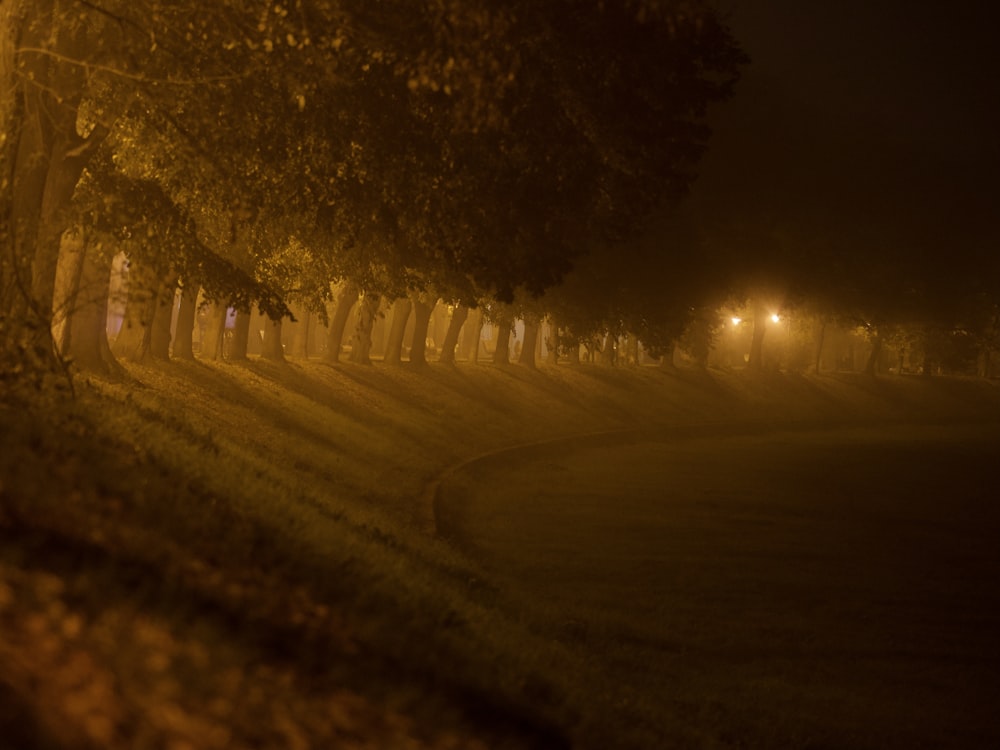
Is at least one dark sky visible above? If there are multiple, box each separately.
[693,0,1000,262]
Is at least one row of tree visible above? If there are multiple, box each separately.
[1,0,746,384]
[3,1,996,388]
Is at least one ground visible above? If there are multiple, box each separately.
[2,361,999,748]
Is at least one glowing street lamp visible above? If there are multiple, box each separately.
[770,313,781,323]
[731,316,742,326]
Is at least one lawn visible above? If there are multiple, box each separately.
[2,361,999,748]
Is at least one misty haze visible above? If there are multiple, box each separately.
[2,1,999,748]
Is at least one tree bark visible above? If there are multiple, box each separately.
[519,319,539,368]
[813,319,826,373]
[261,318,284,361]
[979,347,992,379]
[409,295,433,367]
[544,318,559,365]
[383,297,412,365]
[465,307,484,363]
[51,228,86,357]
[112,257,161,363]
[150,273,177,361]
[349,295,378,364]
[625,332,639,366]
[566,335,581,365]
[288,303,313,359]
[201,301,228,361]
[438,304,469,364]
[64,241,117,375]
[229,308,252,361]
[325,283,357,363]
[147,275,178,361]
[492,312,512,366]
[864,333,882,377]
[172,285,198,360]
[1,1,106,365]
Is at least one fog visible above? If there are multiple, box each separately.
[4,1,1000,747]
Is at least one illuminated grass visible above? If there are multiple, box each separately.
[2,363,999,748]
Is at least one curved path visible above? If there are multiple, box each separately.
[435,420,1000,747]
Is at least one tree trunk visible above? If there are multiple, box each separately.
[384,297,413,365]
[112,257,161,363]
[544,318,559,365]
[660,342,678,371]
[288,304,313,359]
[748,306,768,372]
[51,228,86,357]
[1,1,105,367]
[978,346,991,379]
[566,336,581,365]
[597,334,616,366]
[438,304,469,364]
[813,319,826,373]
[409,296,433,367]
[201,301,228,361]
[492,313,512,366]
[229,308,252,361]
[519,319,539,368]
[325,283,357,363]
[147,275,178,360]
[864,334,882,377]
[466,307,484,363]
[349,295,378,364]
[261,318,284,361]
[64,241,117,375]
[625,332,639,366]
[172,285,198,360]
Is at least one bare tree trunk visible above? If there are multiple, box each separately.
[64,241,117,375]
[383,297,412,365]
[492,312,512,366]
[409,295,433,367]
[544,318,559,365]
[1,1,105,368]
[566,336,581,365]
[438,304,468,364]
[325,283,357,363]
[172,285,198,360]
[864,333,882,378]
[978,346,992,379]
[625,332,639,366]
[286,303,312,359]
[52,228,85,357]
[261,318,284,361]
[349,295,378,364]
[813,318,826,374]
[229,308,251,361]
[201,301,228,361]
[519,319,539,368]
[598,334,616,366]
[147,275,178,360]
[466,307,484,363]
[112,258,160,363]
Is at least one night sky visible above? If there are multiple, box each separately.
[694,0,1000,265]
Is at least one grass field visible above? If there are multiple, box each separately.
[2,360,1000,748]
[438,423,1000,748]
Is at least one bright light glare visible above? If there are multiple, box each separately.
[771,313,781,323]
[731,317,741,326]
